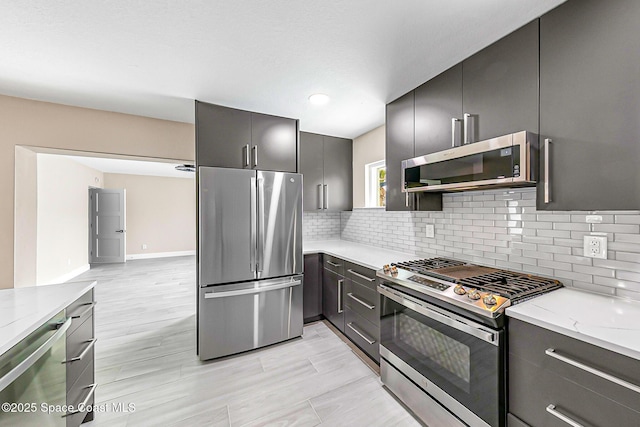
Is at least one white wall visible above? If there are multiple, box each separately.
[352,125,385,208]
[36,154,103,285]
[103,173,195,258]
[14,147,38,287]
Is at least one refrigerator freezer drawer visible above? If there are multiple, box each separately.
[198,276,304,361]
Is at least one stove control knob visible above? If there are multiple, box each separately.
[390,266,398,276]
[453,285,467,295]
[383,264,391,273]
[467,289,481,300]
[483,294,497,306]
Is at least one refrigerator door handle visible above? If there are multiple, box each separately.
[250,176,257,275]
[204,279,302,298]
[257,177,265,275]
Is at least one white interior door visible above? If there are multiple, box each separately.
[90,188,126,264]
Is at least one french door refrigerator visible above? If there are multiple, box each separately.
[197,167,303,361]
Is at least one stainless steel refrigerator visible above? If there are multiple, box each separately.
[197,167,303,361]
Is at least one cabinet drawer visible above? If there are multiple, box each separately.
[66,315,95,390]
[323,255,344,276]
[66,361,95,427]
[345,261,377,291]
[344,309,379,363]
[507,413,529,427]
[509,354,640,427]
[509,318,640,410]
[344,279,379,327]
[66,290,95,337]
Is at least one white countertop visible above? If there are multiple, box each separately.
[506,288,640,361]
[303,239,416,270]
[0,281,96,355]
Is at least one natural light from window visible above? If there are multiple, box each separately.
[365,160,386,208]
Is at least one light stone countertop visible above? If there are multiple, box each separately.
[506,287,640,361]
[303,239,416,271]
[0,281,96,355]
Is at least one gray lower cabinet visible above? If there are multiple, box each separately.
[538,0,640,210]
[196,101,299,173]
[299,132,352,212]
[508,318,640,427]
[303,254,322,323]
[65,289,96,427]
[322,267,344,332]
[344,262,380,363]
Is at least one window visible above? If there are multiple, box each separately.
[365,160,386,207]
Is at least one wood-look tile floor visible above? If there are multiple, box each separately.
[76,256,420,427]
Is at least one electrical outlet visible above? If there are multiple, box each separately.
[425,224,435,238]
[142,244,147,250]
[583,235,607,259]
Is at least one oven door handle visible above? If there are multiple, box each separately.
[378,285,498,345]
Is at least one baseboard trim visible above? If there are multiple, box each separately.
[126,250,196,260]
[39,264,91,286]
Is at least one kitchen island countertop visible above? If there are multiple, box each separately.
[507,287,640,361]
[303,239,416,271]
[0,281,96,355]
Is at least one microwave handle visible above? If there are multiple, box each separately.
[451,118,462,147]
[544,138,552,204]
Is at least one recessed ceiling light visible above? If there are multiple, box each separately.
[308,93,330,105]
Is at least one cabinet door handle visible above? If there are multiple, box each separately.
[451,118,461,147]
[243,144,250,168]
[337,279,344,313]
[62,339,97,363]
[347,269,375,283]
[347,322,376,345]
[544,138,552,203]
[317,184,323,210]
[545,348,640,394]
[326,260,341,267]
[405,191,410,208]
[347,292,375,310]
[463,113,473,144]
[545,405,584,427]
[252,146,258,168]
[69,302,96,319]
[323,185,328,210]
[63,383,98,417]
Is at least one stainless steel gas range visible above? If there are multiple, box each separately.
[377,258,562,427]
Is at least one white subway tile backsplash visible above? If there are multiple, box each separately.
[335,188,640,302]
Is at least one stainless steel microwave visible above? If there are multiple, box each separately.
[401,131,538,193]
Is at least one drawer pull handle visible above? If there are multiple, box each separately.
[69,302,96,319]
[347,322,376,345]
[347,269,376,282]
[347,293,375,310]
[63,383,97,417]
[545,404,584,427]
[545,348,640,394]
[326,261,341,267]
[62,339,97,364]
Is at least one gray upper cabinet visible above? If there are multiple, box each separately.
[196,101,298,173]
[251,112,298,173]
[196,101,251,169]
[386,92,443,212]
[299,132,352,212]
[386,91,415,211]
[538,0,640,210]
[462,20,539,142]
[414,63,463,156]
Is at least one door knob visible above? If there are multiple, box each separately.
[115,230,125,233]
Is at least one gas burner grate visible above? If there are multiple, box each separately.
[457,271,562,303]
[394,258,465,275]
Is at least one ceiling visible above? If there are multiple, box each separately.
[59,155,195,179]
[1,0,564,139]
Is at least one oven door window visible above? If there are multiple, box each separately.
[380,295,502,427]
